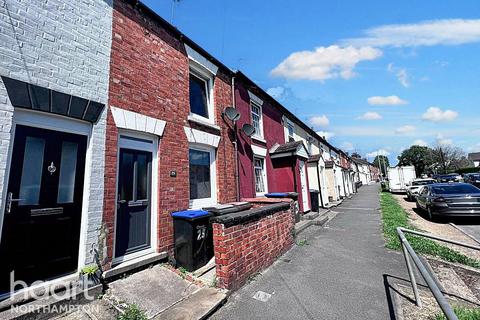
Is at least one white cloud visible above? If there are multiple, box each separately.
[366,149,391,158]
[271,45,382,81]
[436,134,453,146]
[395,125,416,135]
[340,142,355,151]
[316,131,335,140]
[266,86,285,100]
[367,95,408,106]
[396,68,409,87]
[422,107,458,122]
[342,19,480,47]
[387,63,409,87]
[358,111,382,120]
[412,139,428,147]
[309,115,330,127]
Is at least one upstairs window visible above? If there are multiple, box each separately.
[287,121,295,142]
[307,140,313,155]
[251,102,263,139]
[189,72,210,119]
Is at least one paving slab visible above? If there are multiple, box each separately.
[106,265,201,318]
[154,287,227,320]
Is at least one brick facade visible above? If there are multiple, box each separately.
[104,0,236,267]
[212,201,295,290]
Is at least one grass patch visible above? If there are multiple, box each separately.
[117,304,147,320]
[433,306,480,320]
[380,192,480,269]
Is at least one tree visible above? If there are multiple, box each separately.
[397,145,434,177]
[430,145,472,174]
[373,155,389,177]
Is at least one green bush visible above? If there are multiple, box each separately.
[117,304,147,320]
[380,192,480,269]
[434,306,480,320]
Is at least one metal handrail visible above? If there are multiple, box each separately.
[396,227,480,320]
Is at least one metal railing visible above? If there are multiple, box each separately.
[396,227,480,320]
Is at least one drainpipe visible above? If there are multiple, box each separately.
[231,76,240,202]
[316,162,324,208]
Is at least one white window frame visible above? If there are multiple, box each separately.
[286,119,295,142]
[189,61,215,125]
[189,144,217,209]
[253,156,268,196]
[250,100,264,139]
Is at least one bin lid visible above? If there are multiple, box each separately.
[203,202,252,215]
[171,210,210,219]
[265,192,289,197]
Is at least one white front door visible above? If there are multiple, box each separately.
[299,160,310,212]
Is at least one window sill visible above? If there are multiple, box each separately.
[252,136,267,144]
[188,114,221,131]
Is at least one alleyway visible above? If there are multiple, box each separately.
[211,184,407,320]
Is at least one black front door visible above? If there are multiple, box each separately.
[115,148,152,258]
[0,125,87,294]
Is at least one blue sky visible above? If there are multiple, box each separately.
[142,0,480,165]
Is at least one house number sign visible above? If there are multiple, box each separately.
[197,225,206,241]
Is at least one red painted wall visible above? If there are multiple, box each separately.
[235,81,287,199]
[235,80,310,212]
[104,0,236,268]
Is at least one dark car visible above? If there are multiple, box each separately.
[463,173,480,188]
[435,173,462,183]
[416,183,480,220]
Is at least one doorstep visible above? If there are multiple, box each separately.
[103,251,167,280]
[295,209,331,235]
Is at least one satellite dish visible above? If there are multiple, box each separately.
[223,106,240,122]
[242,123,255,137]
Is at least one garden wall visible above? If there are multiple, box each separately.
[211,200,295,290]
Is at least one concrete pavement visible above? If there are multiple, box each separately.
[211,184,407,320]
[453,223,480,244]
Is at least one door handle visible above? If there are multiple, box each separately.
[117,200,127,204]
[6,192,24,213]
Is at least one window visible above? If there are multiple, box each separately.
[307,140,313,155]
[254,157,267,195]
[250,101,263,139]
[287,121,295,142]
[189,72,210,119]
[189,146,217,208]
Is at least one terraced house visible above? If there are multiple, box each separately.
[0,0,378,299]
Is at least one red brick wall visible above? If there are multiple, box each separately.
[103,0,236,267]
[212,203,295,290]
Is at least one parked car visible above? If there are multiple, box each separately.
[416,183,480,220]
[435,173,463,183]
[406,178,436,201]
[463,173,480,188]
